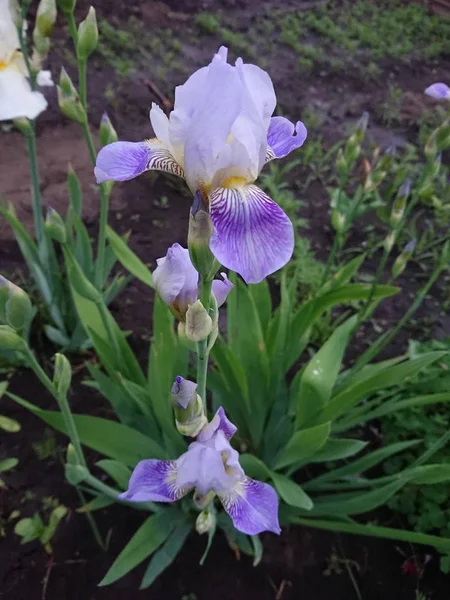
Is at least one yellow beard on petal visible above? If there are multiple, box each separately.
[222,176,248,189]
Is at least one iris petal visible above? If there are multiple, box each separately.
[266,116,307,161]
[209,184,294,284]
[211,273,234,308]
[0,69,47,120]
[218,477,281,535]
[424,82,450,101]
[118,459,186,503]
[198,406,237,442]
[94,140,184,184]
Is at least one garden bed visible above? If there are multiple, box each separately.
[1,0,450,598]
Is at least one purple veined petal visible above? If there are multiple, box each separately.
[94,139,184,184]
[218,477,281,536]
[424,82,450,101]
[266,116,307,161]
[209,184,294,284]
[118,459,188,503]
[152,243,199,314]
[212,273,234,308]
[198,406,237,442]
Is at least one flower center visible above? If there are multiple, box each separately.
[0,61,7,71]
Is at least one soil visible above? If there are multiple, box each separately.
[1,0,450,598]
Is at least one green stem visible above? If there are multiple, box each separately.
[23,346,87,468]
[320,232,342,287]
[78,59,88,112]
[26,124,45,245]
[196,277,213,403]
[357,243,390,326]
[75,487,106,550]
[67,12,79,47]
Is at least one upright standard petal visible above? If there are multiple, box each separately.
[0,69,47,120]
[94,139,184,184]
[209,184,294,284]
[36,70,54,87]
[219,478,281,536]
[211,273,233,308]
[197,406,237,442]
[266,116,307,161]
[176,442,232,496]
[118,459,187,503]
[424,82,450,101]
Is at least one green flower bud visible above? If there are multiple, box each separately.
[65,463,88,485]
[57,68,86,124]
[188,192,218,280]
[389,178,410,228]
[196,509,216,535]
[99,112,118,147]
[77,7,98,60]
[56,0,76,14]
[331,208,345,233]
[425,119,450,161]
[171,376,207,437]
[35,0,57,38]
[392,240,416,279]
[185,300,212,343]
[13,117,33,137]
[32,28,51,60]
[0,325,27,351]
[0,277,33,331]
[344,112,369,167]
[45,207,67,244]
[335,147,348,181]
[53,353,72,397]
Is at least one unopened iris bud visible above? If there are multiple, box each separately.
[331,208,345,233]
[390,178,410,228]
[185,300,213,342]
[335,148,348,182]
[0,276,33,331]
[392,239,416,279]
[45,207,67,244]
[196,509,216,535]
[56,0,76,14]
[53,353,72,397]
[35,0,57,38]
[188,191,218,280]
[99,112,118,147]
[32,29,51,61]
[171,376,207,437]
[77,7,98,61]
[13,117,33,137]
[0,325,27,351]
[344,111,369,167]
[425,119,450,161]
[58,68,86,124]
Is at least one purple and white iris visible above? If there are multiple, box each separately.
[153,243,233,318]
[425,83,450,101]
[120,406,281,536]
[95,46,307,284]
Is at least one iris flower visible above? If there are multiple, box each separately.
[425,83,450,101]
[153,243,233,318]
[95,46,307,284]
[120,406,280,536]
[0,0,51,120]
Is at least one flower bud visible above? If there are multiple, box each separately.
[335,147,348,182]
[35,0,57,38]
[196,509,216,535]
[390,178,410,228]
[56,0,76,14]
[77,7,98,60]
[0,325,27,351]
[66,443,78,465]
[344,111,369,168]
[53,353,72,397]
[58,68,86,124]
[65,463,88,485]
[32,29,51,61]
[331,208,345,233]
[0,276,33,331]
[392,239,416,279]
[425,119,450,161]
[13,117,33,137]
[185,300,212,342]
[45,207,67,244]
[171,376,207,437]
[188,194,217,280]
[99,112,118,147]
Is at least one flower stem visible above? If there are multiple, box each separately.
[320,232,342,287]
[78,59,88,112]
[196,277,213,403]
[26,123,45,245]
[22,346,87,468]
[357,243,390,326]
[66,13,79,47]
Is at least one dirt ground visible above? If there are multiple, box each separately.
[1,0,450,598]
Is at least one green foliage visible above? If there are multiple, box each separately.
[381,338,450,571]
[14,499,68,553]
